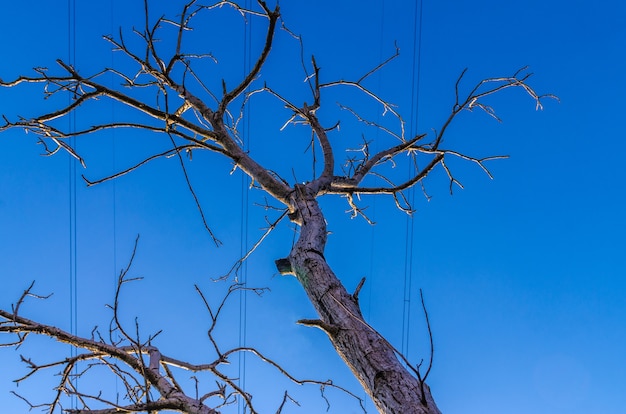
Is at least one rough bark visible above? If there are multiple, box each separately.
[278,185,442,414]
[0,1,552,409]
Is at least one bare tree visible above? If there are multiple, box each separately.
[1,239,363,413]
[0,1,553,413]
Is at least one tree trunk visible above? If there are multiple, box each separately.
[277,185,442,414]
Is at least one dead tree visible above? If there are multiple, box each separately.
[0,1,553,413]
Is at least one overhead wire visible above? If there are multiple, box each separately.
[362,2,387,410]
[67,0,78,408]
[401,0,424,360]
[238,1,252,412]
[110,0,120,404]
[367,0,386,345]
[110,1,118,304]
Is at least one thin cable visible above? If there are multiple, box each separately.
[367,0,386,326]
[237,3,252,413]
[110,0,120,404]
[401,0,424,360]
[67,0,78,408]
[110,0,118,317]
[365,3,386,410]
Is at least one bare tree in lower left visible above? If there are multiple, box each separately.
[1,236,363,413]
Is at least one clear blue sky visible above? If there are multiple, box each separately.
[1,1,625,413]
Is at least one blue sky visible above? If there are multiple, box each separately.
[1,1,625,413]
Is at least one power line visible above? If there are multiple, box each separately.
[67,0,78,409]
[367,0,386,325]
[110,0,120,403]
[238,2,252,412]
[401,0,424,361]
[364,4,387,410]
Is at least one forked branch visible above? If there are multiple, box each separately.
[0,242,365,413]
[320,66,554,213]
